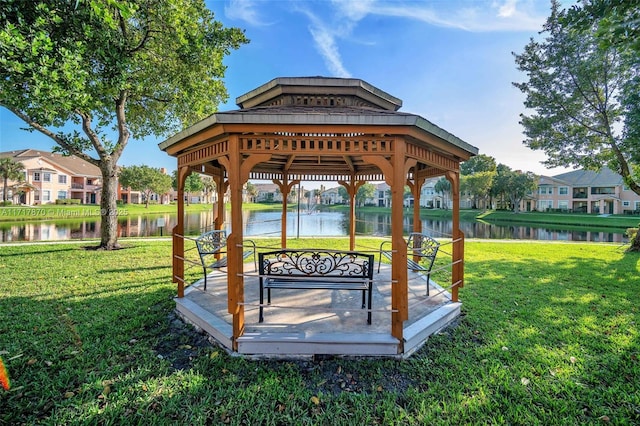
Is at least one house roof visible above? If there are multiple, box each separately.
[552,167,622,186]
[0,149,101,177]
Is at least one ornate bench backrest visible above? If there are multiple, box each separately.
[259,249,373,279]
[195,230,227,255]
[407,233,439,260]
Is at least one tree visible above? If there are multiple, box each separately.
[201,176,216,204]
[569,0,640,55]
[461,172,495,210]
[356,183,376,207]
[490,163,514,210]
[460,154,497,209]
[118,165,171,208]
[0,0,248,249]
[492,166,538,213]
[513,0,640,197]
[245,181,258,203]
[460,154,497,176]
[183,172,203,206]
[0,158,25,203]
[433,177,451,209]
[338,186,348,204]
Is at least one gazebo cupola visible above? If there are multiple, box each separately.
[160,76,478,357]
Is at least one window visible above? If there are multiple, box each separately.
[33,172,40,181]
[623,201,630,207]
[57,190,67,200]
[538,186,553,195]
[58,175,67,184]
[538,200,553,211]
[43,173,51,182]
[559,187,568,195]
[558,201,569,210]
[42,190,51,202]
[635,201,640,210]
[591,187,615,195]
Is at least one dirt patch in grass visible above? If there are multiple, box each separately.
[155,311,417,395]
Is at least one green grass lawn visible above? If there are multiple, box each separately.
[0,240,638,425]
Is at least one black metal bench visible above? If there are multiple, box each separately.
[195,230,256,290]
[378,232,440,295]
[258,249,375,324]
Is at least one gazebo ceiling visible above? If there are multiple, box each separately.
[159,77,478,181]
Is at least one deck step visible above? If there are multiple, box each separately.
[403,302,461,357]
[175,297,233,349]
[237,332,400,356]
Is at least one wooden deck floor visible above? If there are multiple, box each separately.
[175,263,461,358]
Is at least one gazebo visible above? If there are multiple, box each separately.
[159,77,478,357]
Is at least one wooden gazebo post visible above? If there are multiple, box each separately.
[446,170,464,303]
[212,167,227,231]
[338,179,364,251]
[408,172,425,235]
[273,176,299,248]
[391,138,409,346]
[218,138,245,348]
[173,165,189,298]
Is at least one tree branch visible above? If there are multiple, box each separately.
[111,90,130,161]
[6,107,100,167]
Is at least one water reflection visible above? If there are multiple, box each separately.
[0,209,628,243]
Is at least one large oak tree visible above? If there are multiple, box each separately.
[0,0,248,249]
[513,0,639,196]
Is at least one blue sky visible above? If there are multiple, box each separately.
[0,0,576,177]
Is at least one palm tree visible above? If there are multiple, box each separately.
[201,177,216,204]
[0,158,25,203]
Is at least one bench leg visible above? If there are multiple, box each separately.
[202,266,208,291]
[426,272,430,296]
[259,280,264,323]
[367,284,372,325]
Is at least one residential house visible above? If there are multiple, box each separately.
[373,182,390,207]
[0,149,148,205]
[253,183,282,203]
[531,167,640,214]
[1,149,103,205]
[320,186,344,205]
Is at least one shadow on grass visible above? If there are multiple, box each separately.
[0,245,82,257]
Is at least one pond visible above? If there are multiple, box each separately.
[0,209,628,243]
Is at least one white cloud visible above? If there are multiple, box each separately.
[497,0,518,18]
[295,6,354,78]
[331,0,547,32]
[308,26,352,78]
[224,0,270,26]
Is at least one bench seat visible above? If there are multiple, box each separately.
[259,249,374,324]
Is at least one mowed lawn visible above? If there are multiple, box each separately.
[0,239,638,425]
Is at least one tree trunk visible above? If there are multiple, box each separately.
[99,161,120,250]
[627,227,640,253]
[2,177,7,202]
